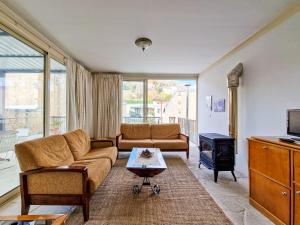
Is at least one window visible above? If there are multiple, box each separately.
[122,79,197,143]
[49,59,67,135]
[0,28,44,197]
[122,81,145,123]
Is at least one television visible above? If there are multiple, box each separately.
[287,109,300,138]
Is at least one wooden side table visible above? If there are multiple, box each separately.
[0,214,68,225]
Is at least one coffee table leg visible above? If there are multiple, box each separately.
[132,185,140,194]
[132,177,161,195]
[142,177,151,185]
[152,184,160,194]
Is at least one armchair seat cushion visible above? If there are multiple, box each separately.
[78,147,118,166]
[72,158,111,193]
[152,139,188,150]
[118,139,153,150]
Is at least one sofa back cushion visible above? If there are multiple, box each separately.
[121,123,151,139]
[15,135,74,172]
[63,129,91,160]
[151,124,181,139]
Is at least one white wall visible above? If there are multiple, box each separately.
[198,12,300,176]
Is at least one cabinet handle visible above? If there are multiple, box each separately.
[296,191,300,195]
[281,192,288,196]
[262,146,268,150]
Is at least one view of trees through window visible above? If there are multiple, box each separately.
[122,79,197,142]
[123,81,144,123]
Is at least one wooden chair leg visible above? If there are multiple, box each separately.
[83,198,90,222]
[21,201,29,215]
[186,150,189,159]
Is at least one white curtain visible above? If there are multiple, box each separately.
[93,73,122,139]
[66,58,93,136]
[67,58,78,131]
[76,64,93,136]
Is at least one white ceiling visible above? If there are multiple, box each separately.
[1,0,299,74]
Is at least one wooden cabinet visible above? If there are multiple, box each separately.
[250,171,290,224]
[294,152,300,225]
[249,137,300,225]
[294,152,300,184]
[249,141,290,186]
[295,184,300,225]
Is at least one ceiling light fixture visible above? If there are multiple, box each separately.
[135,37,152,52]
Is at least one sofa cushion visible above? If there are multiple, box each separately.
[121,123,151,139]
[63,129,91,160]
[152,139,188,150]
[72,158,111,193]
[118,139,153,150]
[151,124,181,139]
[15,135,74,172]
[78,147,118,166]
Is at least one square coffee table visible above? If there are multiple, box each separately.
[126,147,167,194]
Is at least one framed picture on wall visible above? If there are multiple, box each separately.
[213,98,225,112]
[206,96,212,111]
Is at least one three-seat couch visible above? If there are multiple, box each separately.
[15,129,117,222]
[116,123,189,158]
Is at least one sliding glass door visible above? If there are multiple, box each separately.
[0,28,68,199]
[122,78,197,142]
[0,28,44,197]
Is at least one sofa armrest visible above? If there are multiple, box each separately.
[21,166,88,175]
[116,134,122,148]
[20,166,88,195]
[179,133,189,142]
[91,139,113,149]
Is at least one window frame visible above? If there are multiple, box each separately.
[122,75,198,126]
[48,56,67,135]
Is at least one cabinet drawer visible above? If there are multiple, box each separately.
[249,140,290,186]
[294,151,300,183]
[250,171,290,225]
[295,184,300,225]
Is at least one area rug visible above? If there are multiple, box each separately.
[66,157,232,225]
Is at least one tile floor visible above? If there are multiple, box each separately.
[0,144,273,225]
[0,161,19,197]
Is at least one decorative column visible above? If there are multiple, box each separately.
[227,63,243,145]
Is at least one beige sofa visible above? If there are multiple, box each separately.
[116,123,189,158]
[15,129,117,222]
